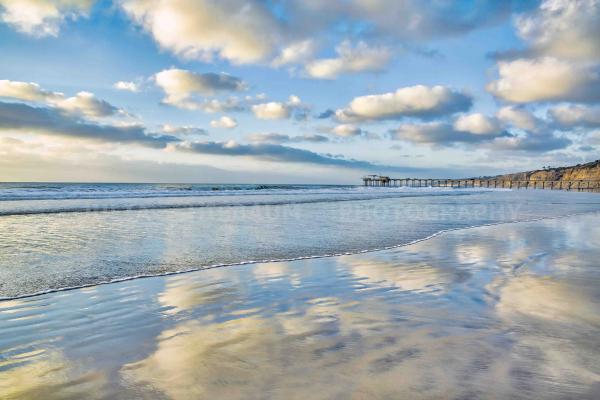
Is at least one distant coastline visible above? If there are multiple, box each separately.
[487,159,600,182]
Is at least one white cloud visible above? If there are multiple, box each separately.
[120,0,280,64]
[154,68,247,109]
[453,113,501,135]
[252,102,290,120]
[0,80,120,118]
[272,39,317,67]
[54,91,119,118]
[114,81,139,92]
[516,0,600,61]
[548,104,600,128]
[251,95,305,120]
[0,0,92,36]
[210,116,238,129]
[0,79,63,102]
[496,106,539,131]
[287,95,301,106]
[332,124,363,137]
[486,57,600,103]
[336,85,472,122]
[305,41,391,79]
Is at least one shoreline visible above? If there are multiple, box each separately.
[3,209,599,302]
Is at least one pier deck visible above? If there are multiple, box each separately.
[362,175,600,192]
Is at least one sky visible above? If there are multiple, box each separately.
[0,0,599,183]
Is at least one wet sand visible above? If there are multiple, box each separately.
[1,213,600,399]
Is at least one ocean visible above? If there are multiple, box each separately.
[1,182,600,299]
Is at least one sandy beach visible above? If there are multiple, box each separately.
[2,213,599,399]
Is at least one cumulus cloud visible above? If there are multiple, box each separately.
[0,79,63,102]
[272,39,317,67]
[114,81,139,92]
[116,0,528,68]
[0,101,176,148]
[331,124,364,138]
[548,104,600,129]
[120,0,280,64]
[252,102,290,120]
[160,124,207,136]
[391,121,509,146]
[0,79,121,118]
[486,57,600,103]
[210,116,238,129]
[251,95,306,120]
[388,108,576,153]
[336,85,472,122]
[515,0,600,61]
[305,41,391,79]
[0,0,92,36]
[154,68,247,109]
[246,133,329,144]
[496,106,539,131]
[453,113,501,135]
[54,91,119,118]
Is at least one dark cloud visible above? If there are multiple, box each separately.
[0,101,415,172]
[390,119,572,153]
[487,134,572,152]
[247,133,329,144]
[578,145,596,152]
[288,1,538,43]
[196,73,247,92]
[316,109,335,119]
[390,122,511,145]
[0,101,178,148]
[180,141,410,171]
[161,125,208,136]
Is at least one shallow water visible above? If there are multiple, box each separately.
[1,184,600,298]
[1,214,599,399]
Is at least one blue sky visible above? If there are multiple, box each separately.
[0,0,598,183]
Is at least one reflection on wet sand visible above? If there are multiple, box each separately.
[495,275,600,326]
[1,214,600,399]
[158,278,238,315]
[0,348,108,400]
[345,257,452,294]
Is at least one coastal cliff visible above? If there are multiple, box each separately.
[494,160,600,181]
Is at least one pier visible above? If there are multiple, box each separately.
[362,175,600,192]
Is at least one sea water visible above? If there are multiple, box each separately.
[1,182,600,298]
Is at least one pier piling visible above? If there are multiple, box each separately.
[362,176,600,192]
